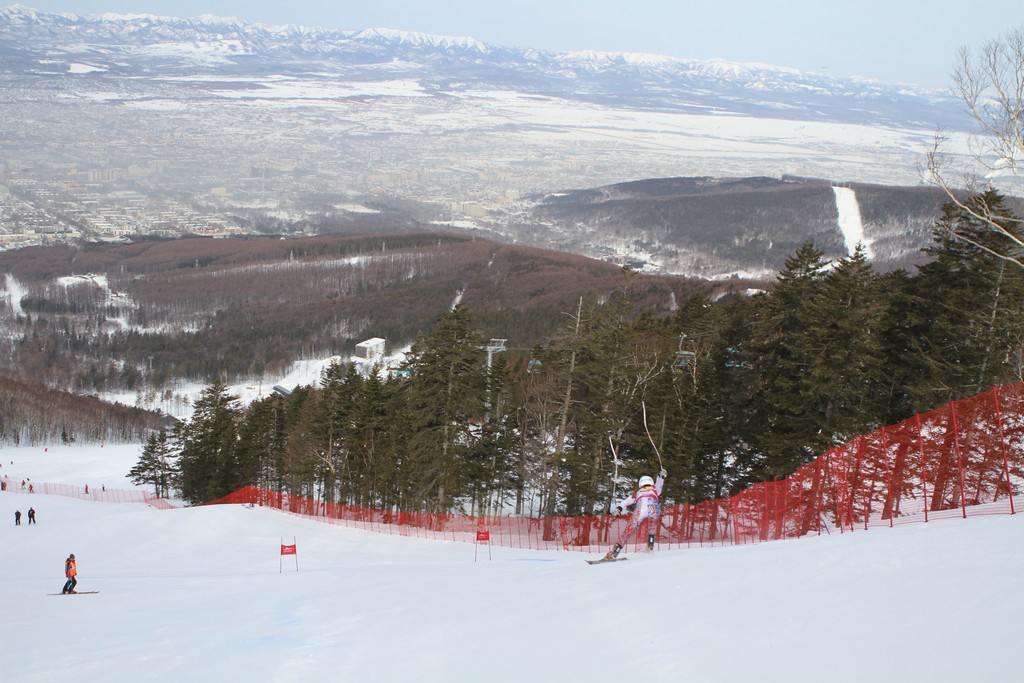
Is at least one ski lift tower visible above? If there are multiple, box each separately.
[674,334,696,370]
[486,339,508,374]
[485,339,507,416]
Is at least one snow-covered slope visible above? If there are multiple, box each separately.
[1,443,1021,682]
[833,185,872,258]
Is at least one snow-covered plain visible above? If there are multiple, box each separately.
[2,443,1021,682]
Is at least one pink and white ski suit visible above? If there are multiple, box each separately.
[613,473,665,546]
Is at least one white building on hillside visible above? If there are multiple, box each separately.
[355,337,386,361]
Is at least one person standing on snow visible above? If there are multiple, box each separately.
[27,507,36,524]
[14,509,21,526]
[604,469,667,560]
[62,553,78,594]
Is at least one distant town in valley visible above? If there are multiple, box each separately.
[0,6,983,261]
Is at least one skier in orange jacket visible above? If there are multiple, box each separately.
[62,553,77,594]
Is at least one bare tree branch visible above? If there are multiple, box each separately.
[927,27,1024,269]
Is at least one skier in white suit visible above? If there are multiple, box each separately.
[604,469,666,560]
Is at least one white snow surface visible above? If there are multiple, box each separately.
[833,185,873,259]
[2,273,27,315]
[1,443,1022,682]
[98,345,411,420]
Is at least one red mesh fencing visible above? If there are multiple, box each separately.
[1,480,175,509]
[208,382,1024,552]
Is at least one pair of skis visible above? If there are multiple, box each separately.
[47,591,99,595]
[587,543,655,564]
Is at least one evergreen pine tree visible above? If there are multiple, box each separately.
[177,380,241,505]
[234,394,288,492]
[743,242,829,480]
[128,428,177,498]
[802,244,888,443]
[307,360,359,505]
[672,292,759,500]
[896,192,1024,409]
[340,369,400,509]
[399,305,487,512]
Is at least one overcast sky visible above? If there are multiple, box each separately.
[17,1,1024,89]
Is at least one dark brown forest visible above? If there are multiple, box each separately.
[0,233,740,393]
[0,372,170,445]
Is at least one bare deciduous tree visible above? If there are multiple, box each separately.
[927,27,1024,268]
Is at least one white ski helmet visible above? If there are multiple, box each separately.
[638,475,655,488]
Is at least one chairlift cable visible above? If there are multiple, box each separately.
[641,400,664,470]
[608,434,620,514]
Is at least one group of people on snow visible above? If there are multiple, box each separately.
[10,505,75,591]
[13,507,36,525]
[4,459,92,593]
[8,491,80,593]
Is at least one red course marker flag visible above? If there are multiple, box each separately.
[280,537,298,572]
[475,529,491,561]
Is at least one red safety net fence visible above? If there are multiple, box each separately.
[205,382,1024,553]
[2,480,175,510]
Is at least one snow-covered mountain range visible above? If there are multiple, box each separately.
[0,4,966,128]
[0,5,983,279]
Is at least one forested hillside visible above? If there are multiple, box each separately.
[513,176,968,278]
[0,373,169,446]
[0,233,717,394]
[149,193,1024,515]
